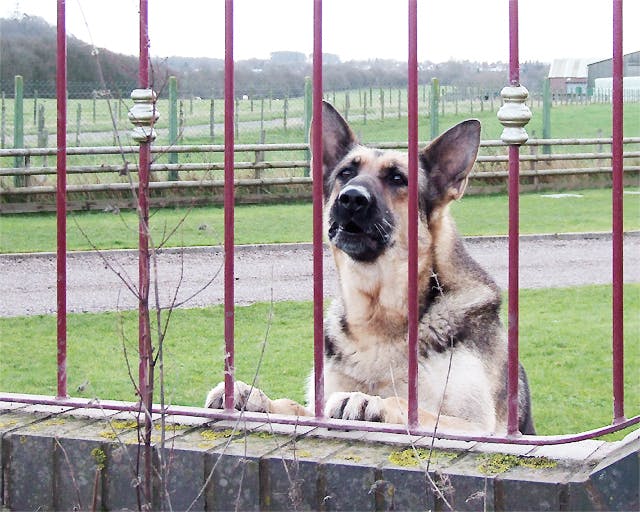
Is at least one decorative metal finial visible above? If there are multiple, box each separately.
[128,88,159,143]
[497,85,532,145]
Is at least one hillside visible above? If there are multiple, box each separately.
[1,15,549,99]
[0,15,147,96]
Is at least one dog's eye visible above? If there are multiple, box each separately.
[338,167,356,180]
[388,171,407,187]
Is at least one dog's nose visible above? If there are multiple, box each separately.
[338,185,371,212]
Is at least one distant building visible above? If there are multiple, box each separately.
[548,58,591,95]
[587,51,640,90]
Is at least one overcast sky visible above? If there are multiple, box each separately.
[2,1,639,64]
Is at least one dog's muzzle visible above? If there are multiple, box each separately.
[328,183,393,262]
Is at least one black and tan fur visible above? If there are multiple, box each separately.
[206,101,535,435]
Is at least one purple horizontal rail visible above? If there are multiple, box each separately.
[0,393,637,447]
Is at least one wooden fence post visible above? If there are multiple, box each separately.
[210,97,215,141]
[430,78,439,139]
[37,104,48,167]
[75,103,81,147]
[254,130,265,179]
[168,76,179,181]
[530,129,539,190]
[235,97,239,137]
[13,75,25,186]
[304,77,312,177]
[542,78,551,155]
[363,91,367,125]
[33,89,38,125]
[1,91,6,149]
[283,95,288,132]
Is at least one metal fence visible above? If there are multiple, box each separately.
[0,0,637,479]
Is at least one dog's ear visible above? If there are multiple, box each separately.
[319,101,358,173]
[420,119,480,205]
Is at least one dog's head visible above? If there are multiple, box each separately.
[318,101,480,263]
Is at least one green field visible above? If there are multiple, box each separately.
[1,187,638,253]
[1,96,638,182]
[0,284,638,438]
[3,88,639,143]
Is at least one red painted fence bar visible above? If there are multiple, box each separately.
[506,0,522,436]
[611,0,625,424]
[406,0,419,428]
[136,1,154,502]
[56,0,68,400]
[312,0,325,418]
[137,0,152,418]
[224,0,236,411]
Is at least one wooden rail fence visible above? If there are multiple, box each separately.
[1,137,639,212]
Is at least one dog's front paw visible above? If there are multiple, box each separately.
[325,392,385,422]
[204,380,272,413]
[419,310,456,352]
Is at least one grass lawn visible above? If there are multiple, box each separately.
[1,284,638,439]
[1,187,639,253]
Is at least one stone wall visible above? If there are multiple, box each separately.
[1,401,638,511]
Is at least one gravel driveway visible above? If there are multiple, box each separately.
[1,233,638,317]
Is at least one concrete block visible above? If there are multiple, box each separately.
[379,465,434,511]
[0,409,46,502]
[381,444,464,511]
[320,442,392,511]
[150,425,235,511]
[205,430,294,511]
[438,454,497,512]
[4,430,54,510]
[261,437,349,511]
[493,457,576,511]
[54,436,105,511]
[577,442,639,511]
[102,431,145,510]
[4,415,97,510]
[8,415,105,510]
[154,445,207,512]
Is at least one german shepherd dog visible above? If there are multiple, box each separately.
[206,102,535,435]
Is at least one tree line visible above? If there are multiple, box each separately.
[1,14,549,99]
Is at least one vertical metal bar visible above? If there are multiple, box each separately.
[138,0,151,412]
[507,0,521,436]
[224,0,236,411]
[56,0,68,400]
[312,0,324,418]
[611,0,625,423]
[137,1,153,506]
[407,0,419,428]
